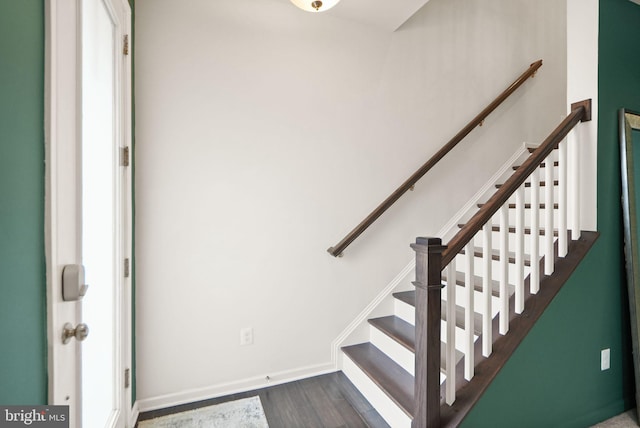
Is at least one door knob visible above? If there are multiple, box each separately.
[62,322,89,344]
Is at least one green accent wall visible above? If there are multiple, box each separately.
[0,0,47,404]
[461,0,640,426]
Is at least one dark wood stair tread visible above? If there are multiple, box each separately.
[495,180,558,188]
[458,223,559,236]
[392,291,483,335]
[513,160,558,170]
[477,203,558,209]
[369,316,416,352]
[342,343,414,417]
[393,290,416,306]
[460,246,531,266]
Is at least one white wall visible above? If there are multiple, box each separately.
[567,0,598,231]
[135,0,567,408]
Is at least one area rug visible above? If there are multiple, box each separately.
[138,396,269,428]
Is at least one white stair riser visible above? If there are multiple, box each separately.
[517,165,559,181]
[342,356,412,428]
[487,232,558,253]
[441,318,478,356]
[394,299,414,325]
[394,289,501,326]
[369,326,415,376]
[369,321,477,375]
[505,209,560,227]
[457,226,561,254]
[453,253,532,284]
[441,284,502,319]
[484,185,559,206]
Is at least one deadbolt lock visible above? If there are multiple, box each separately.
[62,264,89,301]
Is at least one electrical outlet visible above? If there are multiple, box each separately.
[240,327,253,346]
[601,348,610,370]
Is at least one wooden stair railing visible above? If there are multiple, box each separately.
[442,99,591,266]
[327,60,543,257]
[411,99,592,428]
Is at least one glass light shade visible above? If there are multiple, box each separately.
[289,0,340,12]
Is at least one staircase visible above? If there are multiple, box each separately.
[335,99,597,427]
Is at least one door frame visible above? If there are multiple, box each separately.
[44,0,133,426]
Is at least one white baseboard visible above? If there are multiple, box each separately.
[136,362,336,413]
[331,143,530,362]
[136,144,533,415]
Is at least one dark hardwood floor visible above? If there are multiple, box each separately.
[137,371,390,428]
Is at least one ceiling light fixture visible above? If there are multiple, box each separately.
[289,0,340,12]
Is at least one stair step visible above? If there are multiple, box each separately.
[439,270,513,297]
[368,316,464,371]
[477,203,558,209]
[495,180,558,188]
[369,316,416,352]
[459,246,531,266]
[457,223,559,236]
[513,161,559,170]
[392,291,483,335]
[442,301,484,337]
[442,270,501,297]
[491,225,559,236]
[342,343,414,418]
[393,290,416,306]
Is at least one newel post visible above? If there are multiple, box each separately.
[411,237,446,428]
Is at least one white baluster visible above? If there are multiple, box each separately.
[530,167,540,294]
[499,205,509,335]
[482,223,492,358]
[515,186,524,314]
[559,139,568,256]
[446,259,456,405]
[464,242,474,381]
[569,131,580,239]
[544,153,555,275]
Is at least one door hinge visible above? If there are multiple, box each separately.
[124,368,130,388]
[123,34,129,56]
[120,146,130,167]
[124,258,130,278]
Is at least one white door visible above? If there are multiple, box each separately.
[45,1,132,427]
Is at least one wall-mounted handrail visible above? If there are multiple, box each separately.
[441,99,591,267]
[328,60,544,257]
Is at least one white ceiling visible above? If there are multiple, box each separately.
[291,0,432,32]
